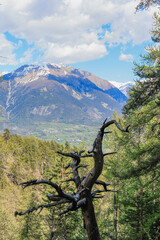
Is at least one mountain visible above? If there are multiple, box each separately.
[119,82,135,97]
[109,81,135,97]
[0,64,127,139]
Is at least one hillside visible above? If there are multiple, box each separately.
[0,64,127,142]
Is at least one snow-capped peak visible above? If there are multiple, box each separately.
[109,81,135,89]
[109,81,135,97]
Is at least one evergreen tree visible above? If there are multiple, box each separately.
[104,12,160,239]
[105,109,160,239]
[123,11,160,115]
[3,128,10,142]
[136,0,160,10]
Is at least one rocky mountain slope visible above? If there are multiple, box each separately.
[109,81,135,98]
[118,82,135,97]
[0,64,127,127]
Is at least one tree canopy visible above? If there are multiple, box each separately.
[105,10,160,239]
[136,0,160,10]
[123,11,160,114]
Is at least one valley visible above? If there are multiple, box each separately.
[0,63,131,145]
[0,119,98,146]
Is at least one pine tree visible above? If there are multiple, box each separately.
[105,108,160,239]
[104,13,160,238]
[123,11,160,115]
[3,128,10,142]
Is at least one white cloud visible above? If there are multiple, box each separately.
[0,0,156,64]
[0,34,17,65]
[104,1,155,45]
[41,42,107,64]
[119,52,134,62]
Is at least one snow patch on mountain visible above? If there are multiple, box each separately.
[83,93,95,100]
[109,81,135,97]
[109,81,132,88]
[101,102,112,110]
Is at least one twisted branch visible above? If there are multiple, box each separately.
[20,179,77,202]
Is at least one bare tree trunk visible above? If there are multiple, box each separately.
[15,119,129,240]
[82,194,101,240]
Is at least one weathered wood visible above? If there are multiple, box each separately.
[15,119,129,240]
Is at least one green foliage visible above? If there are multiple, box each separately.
[0,133,88,239]
[123,11,160,114]
[3,128,10,142]
[0,73,3,115]
[104,107,160,239]
[103,12,160,239]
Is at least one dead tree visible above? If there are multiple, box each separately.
[15,119,129,240]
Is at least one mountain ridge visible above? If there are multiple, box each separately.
[0,63,127,129]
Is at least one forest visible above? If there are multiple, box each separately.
[0,3,160,240]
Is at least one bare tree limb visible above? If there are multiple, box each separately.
[57,151,81,165]
[15,200,68,217]
[103,152,117,157]
[94,180,110,191]
[46,194,70,203]
[59,198,87,216]
[64,163,73,170]
[91,189,105,198]
[20,179,77,202]
[81,120,129,191]
[75,164,88,170]
[81,153,93,158]
[101,120,130,134]
[61,178,75,183]
[93,195,105,199]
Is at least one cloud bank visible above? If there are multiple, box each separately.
[0,0,156,65]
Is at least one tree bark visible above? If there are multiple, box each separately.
[82,194,101,240]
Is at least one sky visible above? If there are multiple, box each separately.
[0,0,158,83]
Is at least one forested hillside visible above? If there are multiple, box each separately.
[0,128,118,240]
[0,131,89,239]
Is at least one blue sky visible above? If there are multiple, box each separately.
[0,0,157,83]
